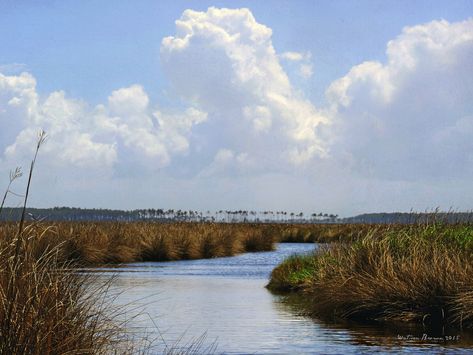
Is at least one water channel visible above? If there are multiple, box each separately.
[96,243,473,354]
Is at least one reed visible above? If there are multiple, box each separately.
[0,131,136,354]
[0,221,402,267]
[276,223,394,243]
[268,223,473,328]
[0,221,276,266]
[0,226,132,354]
[0,221,395,268]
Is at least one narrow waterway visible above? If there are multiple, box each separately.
[97,243,473,354]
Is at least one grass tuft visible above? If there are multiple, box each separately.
[268,223,473,328]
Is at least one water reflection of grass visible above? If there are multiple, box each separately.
[269,223,473,330]
[277,292,473,350]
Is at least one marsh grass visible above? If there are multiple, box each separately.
[268,223,473,328]
[0,232,133,354]
[0,222,277,266]
[0,131,137,354]
[276,223,393,243]
[266,253,320,292]
[0,221,403,267]
[0,220,401,269]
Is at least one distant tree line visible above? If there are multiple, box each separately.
[0,207,339,223]
[1,207,471,224]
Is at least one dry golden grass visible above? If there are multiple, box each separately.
[0,221,396,267]
[0,221,276,266]
[0,132,143,354]
[0,223,135,354]
[268,223,473,328]
[275,223,399,243]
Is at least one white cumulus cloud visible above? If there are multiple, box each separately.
[161,7,328,171]
[327,19,473,181]
[0,73,117,169]
[0,73,206,174]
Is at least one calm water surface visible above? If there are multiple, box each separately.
[96,243,473,354]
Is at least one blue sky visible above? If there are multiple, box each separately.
[2,0,471,105]
[1,1,473,215]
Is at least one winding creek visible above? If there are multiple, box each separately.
[96,243,473,354]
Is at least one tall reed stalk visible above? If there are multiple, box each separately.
[0,130,135,354]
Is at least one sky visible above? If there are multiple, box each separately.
[0,0,472,216]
